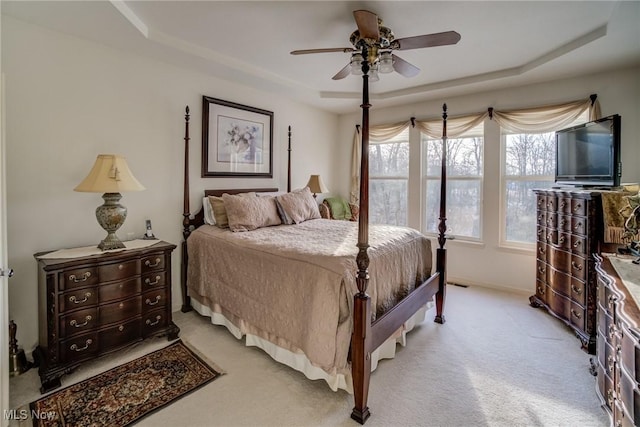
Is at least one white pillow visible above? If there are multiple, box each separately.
[203,197,216,225]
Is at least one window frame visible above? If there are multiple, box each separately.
[421,134,485,243]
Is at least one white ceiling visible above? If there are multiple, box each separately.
[3,1,640,114]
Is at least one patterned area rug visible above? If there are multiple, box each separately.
[30,341,222,427]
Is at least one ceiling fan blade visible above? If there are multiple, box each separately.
[353,10,380,40]
[332,63,352,80]
[395,31,461,50]
[291,47,354,55]
[392,54,420,78]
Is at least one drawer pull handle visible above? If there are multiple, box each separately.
[68,272,91,283]
[573,203,582,212]
[571,309,582,319]
[145,258,161,268]
[145,276,161,286]
[608,324,618,340]
[608,295,617,310]
[558,235,565,244]
[118,325,124,332]
[571,261,583,271]
[607,389,614,406]
[538,247,546,255]
[146,315,162,326]
[537,286,545,295]
[70,339,92,352]
[537,266,545,275]
[573,222,582,231]
[118,264,124,270]
[146,296,161,306]
[571,285,582,295]
[559,218,566,227]
[69,292,92,304]
[572,240,581,248]
[70,315,92,328]
[559,201,566,209]
[547,233,553,242]
[607,355,615,372]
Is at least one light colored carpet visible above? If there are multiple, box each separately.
[10,285,608,426]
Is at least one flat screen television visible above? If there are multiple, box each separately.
[555,114,621,187]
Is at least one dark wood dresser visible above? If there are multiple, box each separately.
[594,254,640,427]
[33,241,178,392]
[530,189,603,354]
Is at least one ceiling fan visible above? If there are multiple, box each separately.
[291,10,461,81]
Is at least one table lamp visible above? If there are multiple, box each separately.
[74,154,145,250]
[306,174,329,198]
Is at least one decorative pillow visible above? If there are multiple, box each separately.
[208,192,255,228]
[318,203,331,219]
[222,193,281,232]
[203,197,216,225]
[276,187,321,224]
[348,203,359,221]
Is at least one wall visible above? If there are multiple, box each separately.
[336,67,640,293]
[1,16,339,352]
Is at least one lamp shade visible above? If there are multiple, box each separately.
[306,175,329,195]
[74,154,145,193]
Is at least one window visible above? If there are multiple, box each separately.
[501,112,588,246]
[369,128,409,226]
[423,131,484,240]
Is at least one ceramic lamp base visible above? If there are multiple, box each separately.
[96,192,127,251]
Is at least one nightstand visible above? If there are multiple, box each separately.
[33,240,178,393]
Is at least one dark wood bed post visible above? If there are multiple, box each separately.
[351,52,372,425]
[287,126,292,193]
[434,104,448,324]
[181,106,193,313]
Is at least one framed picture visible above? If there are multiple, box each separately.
[202,96,273,178]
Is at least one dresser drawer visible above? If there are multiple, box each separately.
[547,267,571,297]
[99,259,139,282]
[546,288,571,322]
[99,296,141,326]
[620,323,640,383]
[618,363,640,426]
[141,253,165,273]
[570,277,586,306]
[60,332,98,363]
[142,309,169,337]
[142,271,166,291]
[59,267,99,290]
[570,234,587,255]
[558,214,571,232]
[598,330,616,378]
[598,301,614,339]
[142,289,167,313]
[570,198,587,216]
[535,280,547,303]
[99,277,141,303]
[569,302,585,331]
[58,287,98,312]
[59,308,98,337]
[597,364,614,410]
[99,317,141,351]
[570,216,586,236]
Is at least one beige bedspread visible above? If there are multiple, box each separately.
[187,218,432,377]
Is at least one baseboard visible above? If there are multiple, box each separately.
[447,276,530,296]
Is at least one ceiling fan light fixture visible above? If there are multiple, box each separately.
[350,53,364,75]
[379,52,394,73]
[368,62,379,82]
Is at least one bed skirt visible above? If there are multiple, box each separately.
[191,296,432,393]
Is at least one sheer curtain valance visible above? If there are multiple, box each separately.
[491,96,601,133]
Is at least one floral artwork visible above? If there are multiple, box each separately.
[217,116,264,164]
[202,96,273,177]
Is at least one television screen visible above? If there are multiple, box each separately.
[555,114,621,187]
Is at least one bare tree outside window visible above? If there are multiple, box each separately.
[423,135,484,239]
[369,129,409,226]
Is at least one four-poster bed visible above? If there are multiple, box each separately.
[179,74,449,423]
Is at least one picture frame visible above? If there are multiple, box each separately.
[202,96,273,178]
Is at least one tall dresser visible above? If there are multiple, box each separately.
[34,241,178,392]
[530,189,603,354]
[594,254,640,427]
